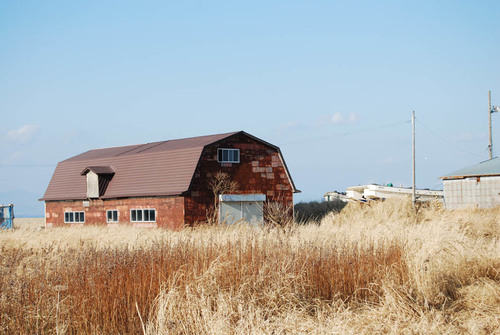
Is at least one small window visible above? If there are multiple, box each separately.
[64,211,85,223]
[217,148,240,163]
[107,210,118,223]
[130,209,156,222]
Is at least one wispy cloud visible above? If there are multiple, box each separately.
[330,112,360,125]
[275,112,362,139]
[5,124,39,144]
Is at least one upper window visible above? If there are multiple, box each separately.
[64,211,85,223]
[217,148,240,163]
[107,210,118,223]
[131,209,156,222]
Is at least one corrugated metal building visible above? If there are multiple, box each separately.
[41,131,299,228]
[441,157,500,209]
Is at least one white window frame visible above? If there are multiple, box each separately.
[64,211,85,223]
[217,148,240,163]
[107,210,119,223]
[130,209,156,222]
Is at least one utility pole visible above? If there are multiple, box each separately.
[489,90,493,159]
[412,110,416,208]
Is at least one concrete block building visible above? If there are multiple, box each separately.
[441,157,500,209]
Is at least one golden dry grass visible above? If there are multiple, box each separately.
[0,199,499,334]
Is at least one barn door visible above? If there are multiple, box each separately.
[219,201,242,224]
[219,194,266,225]
[241,201,263,225]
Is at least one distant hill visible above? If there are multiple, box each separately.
[0,190,44,218]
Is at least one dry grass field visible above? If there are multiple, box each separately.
[1,200,499,334]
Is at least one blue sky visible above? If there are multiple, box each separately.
[1,1,499,217]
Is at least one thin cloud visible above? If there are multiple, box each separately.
[330,112,360,125]
[331,112,343,124]
[6,124,39,144]
[276,112,362,138]
[348,113,360,123]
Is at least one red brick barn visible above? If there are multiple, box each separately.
[41,131,299,229]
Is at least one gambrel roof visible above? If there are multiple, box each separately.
[41,131,298,201]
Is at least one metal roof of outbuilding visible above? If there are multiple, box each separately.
[41,131,298,201]
[441,157,500,180]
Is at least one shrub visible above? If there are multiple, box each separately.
[294,200,347,223]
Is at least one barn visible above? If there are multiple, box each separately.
[441,157,500,209]
[41,131,299,228]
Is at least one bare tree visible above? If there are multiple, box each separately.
[263,198,294,230]
[207,171,238,224]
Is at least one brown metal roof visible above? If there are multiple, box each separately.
[42,132,237,201]
[41,131,298,201]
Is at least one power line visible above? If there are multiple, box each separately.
[415,118,483,158]
[279,120,411,146]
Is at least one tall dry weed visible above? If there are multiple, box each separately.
[1,199,499,334]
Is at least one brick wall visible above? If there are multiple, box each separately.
[184,133,294,224]
[45,196,184,229]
